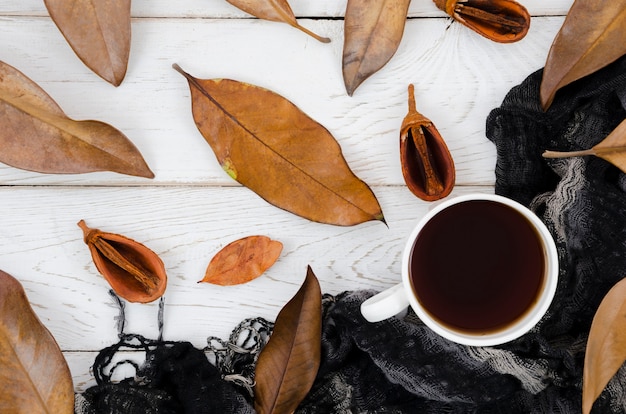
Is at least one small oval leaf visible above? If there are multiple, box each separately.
[44,0,131,85]
[540,0,626,109]
[254,266,322,414]
[173,64,384,226]
[0,270,74,413]
[342,0,410,96]
[0,61,154,178]
[78,220,167,303]
[583,277,626,414]
[200,235,283,286]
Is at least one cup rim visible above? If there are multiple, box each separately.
[401,193,559,346]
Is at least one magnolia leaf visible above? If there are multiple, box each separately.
[254,266,322,414]
[543,118,626,173]
[44,0,131,86]
[540,0,626,110]
[342,0,410,96]
[173,64,384,226]
[0,60,154,178]
[200,235,283,286]
[0,270,74,413]
[582,277,626,414]
[226,0,330,43]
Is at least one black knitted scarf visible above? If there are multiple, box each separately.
[75,56,626,413]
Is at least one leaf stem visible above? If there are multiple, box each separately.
[542,149,595,158]
[293,22,331,43]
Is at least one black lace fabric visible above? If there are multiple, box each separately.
[76,57,626,413]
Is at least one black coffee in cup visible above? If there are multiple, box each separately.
[409,200,545,333]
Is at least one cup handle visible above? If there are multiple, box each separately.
[360,283,410,322]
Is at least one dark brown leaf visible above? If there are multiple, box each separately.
[399,84,455,201]
[226,0,330,43]
[0,270,74,413]
[254,266,322,414]
[434,0,530,43]
[78,220,167,303]
[342,0,410,96]
[44,0,131,86]
[540,0,626,109]
[0,60,154,178]
[543,118,626,173]
[173,64,384,226]
[200,235,283,286]
[582,277,626,414]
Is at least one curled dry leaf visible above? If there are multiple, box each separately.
[254,266,322,414]
[433,0,530,43]
[0,61,154,178]
[342,0,410,96]
[173,64,384,226]
[44,0,131,86]
[543,118,626,174]
[400,84,455,201]
[582,277,626,414]
[540,0,626,110]
[78,220,167,303]
[200,235,283,286]
[226,0,330,43]
[0,270,74,413]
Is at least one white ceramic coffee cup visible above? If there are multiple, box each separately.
[361,193,558,346]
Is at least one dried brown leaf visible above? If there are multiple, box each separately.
[434,0,530,43]
[342,0,410,96]
[0,270,74,413]
[173,64,384,226]
[582,277,626,414]
[226,0,330,43]
[540,0,626,109]
[44,0,131,86]
[200,235,283,286]
[78,220,167,303]
[543,118,626,173]
[0,61,154,178]
[254,266,322,414]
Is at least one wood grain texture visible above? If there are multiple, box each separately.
[2,0,574,18]
[0,17,561,187]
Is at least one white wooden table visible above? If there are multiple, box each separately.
[2,0,572,394]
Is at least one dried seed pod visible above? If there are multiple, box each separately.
[78,220,167,303]
[399,85,455,201]
[433,0,530,43]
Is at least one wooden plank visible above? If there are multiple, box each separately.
[0,185,493,353]
[2,0,574,18]
[0,16,561,187]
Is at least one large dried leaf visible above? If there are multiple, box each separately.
[200,235,283,286]
[0,270,74,413]
[226,0,330,43]
[173,64,384,226]
[582,277,626,414]
[44,0,131,86]
[254,266,322,414]
[0,60,154,178]
[540,0,626,109]
[543,118,626,173]
[342,0,410,96]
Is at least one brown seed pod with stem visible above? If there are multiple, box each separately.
[78,220,167,303]
[399,85,455,201]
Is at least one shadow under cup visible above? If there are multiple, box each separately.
[405,196,558,346]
